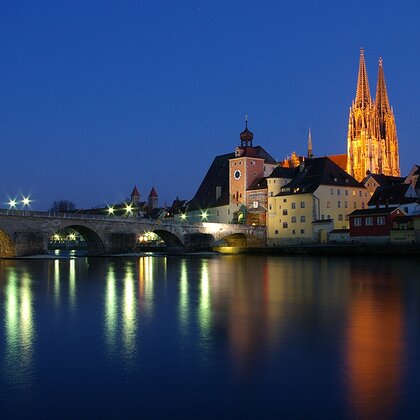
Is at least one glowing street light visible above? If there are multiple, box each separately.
[125,203,133,215]
[201,211,208,220]
[107,206,115,215]
[8,199,17,209]
[22,196,31,207]
[180,213,187,220]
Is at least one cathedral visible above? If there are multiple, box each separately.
[347,48,400,181]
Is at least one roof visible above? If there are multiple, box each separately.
[149,187,158,197]
[131,186,140,197]
[234,145,277,164]
[363,173,405,186]
[267,166,296,179]
[348,206,400,216]
[328,154,347,171]
[248,177,267,191]
[277,157,363,196]
[188,152,234,211]
[368,183,418,207]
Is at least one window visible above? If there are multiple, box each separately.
[283,222,288,228]
[291,203,296,209]
[337,201,341,208]
[327,201,331,208]
[345,201,348,208]
[327,215,331,219]
[353,202,357,209]
[337,189,341,195]
[354,218,362,226]
[300,201,305,208]
[300,229,305,234]
[362,202,365,209]
[283,198,287,203]
[321,215,325,220]
[283,209,288,215]
[359,191,362,197]
[274,230,279,234]
[300,216,306,222]
[352,191,356,197]
[269,204,272,210]
[291,216,297,223]
[228,209,230,215]
[270,192,273,197]
[377,216,385,225]
[338,214,343,221]
[330,189,334,195]
[345,190,349,196]
[365,217,373,226]
[292,229,296,234]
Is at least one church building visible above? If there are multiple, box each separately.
[347,48,400,181]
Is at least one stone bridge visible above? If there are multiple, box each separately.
[0,210,266,257]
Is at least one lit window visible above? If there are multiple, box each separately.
[352,191,356,197]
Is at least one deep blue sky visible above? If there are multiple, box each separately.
[1,1,419,210]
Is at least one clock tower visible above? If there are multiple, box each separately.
[229,119,265,208]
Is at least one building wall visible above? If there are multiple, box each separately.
[315,185,369,229]
[349,214,393,237]
[184,205,237,224]
[267,185,369,245]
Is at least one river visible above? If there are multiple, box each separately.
[1,254,419,419]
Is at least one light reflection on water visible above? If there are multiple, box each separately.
[1,255,419,418]
[3,267,34,389]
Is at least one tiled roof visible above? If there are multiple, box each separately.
[188,152,234,211]
[363,173,405,186]
[267,166,296,179]
[248,177,267,191]
[348,207,400,216]
[149,187,158,197]
[277,157,362,196]
[368,183,418,206]
[328,154,347,171]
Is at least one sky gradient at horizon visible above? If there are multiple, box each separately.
[1,0,419,209]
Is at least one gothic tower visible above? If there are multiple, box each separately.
[347,49,400,181]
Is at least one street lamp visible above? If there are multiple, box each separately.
[107,205,115,215]
[22,196,31,207]
[8,199,17,209]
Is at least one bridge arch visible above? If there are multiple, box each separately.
[49,224,105,255]
[219,233,265,248]
[153,229,184,248]
[0,228,16,257]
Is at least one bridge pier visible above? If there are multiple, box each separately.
[14,232,46,257]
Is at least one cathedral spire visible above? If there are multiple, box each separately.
[307,127,313,158]
[355,48,372,109]
[375,57,391,116]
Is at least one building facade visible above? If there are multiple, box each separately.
[347,49,400,181]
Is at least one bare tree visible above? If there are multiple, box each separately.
[50,200,76,213]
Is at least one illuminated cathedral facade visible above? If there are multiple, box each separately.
[347,48,400,181]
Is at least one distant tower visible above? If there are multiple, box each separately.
[307,127,313,158]
[347,48,400,181]
[148,187,158,209]
[240,115,253,148]
[131,186,140,204]
[375,57,400,177]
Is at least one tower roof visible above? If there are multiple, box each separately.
[131,186,140,197]
[375,57,391,115]
[240,120,254,143]
[307,127,313,158]
[355,48,372,108]
[149,187,158,197]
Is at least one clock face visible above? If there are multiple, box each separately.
[234,169,241,180]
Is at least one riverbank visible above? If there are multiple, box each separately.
[214,243,420,256]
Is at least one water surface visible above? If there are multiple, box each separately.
[1,254,419,419]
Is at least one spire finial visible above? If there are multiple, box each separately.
[307,127,313,158]
[245,114,248,128]
[355,47,372,109]
[375,56,391,117]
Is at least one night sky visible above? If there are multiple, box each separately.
[1,1,419,210]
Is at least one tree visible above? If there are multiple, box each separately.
[50,200,76,213]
